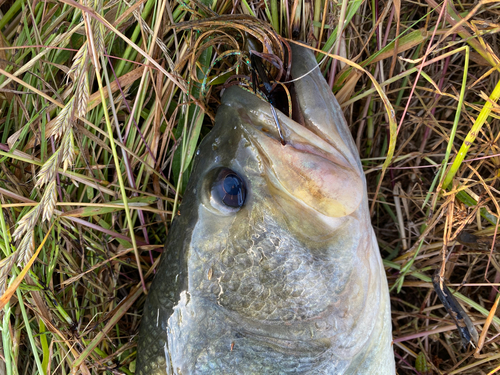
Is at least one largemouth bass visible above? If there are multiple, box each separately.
[136,44,395,374]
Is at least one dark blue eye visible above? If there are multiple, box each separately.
[212,168,246,208]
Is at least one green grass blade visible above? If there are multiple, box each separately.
[443,77,500,188]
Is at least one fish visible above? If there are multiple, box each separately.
[136,43,395,374]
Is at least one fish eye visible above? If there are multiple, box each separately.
[211,168,246,209]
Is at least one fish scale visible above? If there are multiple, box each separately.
[214,223,338,322]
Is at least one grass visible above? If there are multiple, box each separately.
[0,0,500,374]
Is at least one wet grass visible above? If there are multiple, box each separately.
[0,0,500,374]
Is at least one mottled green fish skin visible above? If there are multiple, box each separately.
[136,44,395,374]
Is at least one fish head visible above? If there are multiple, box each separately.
[136,44,394,375]
[190,49,366,244]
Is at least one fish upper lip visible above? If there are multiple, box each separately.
[228,89,356,173]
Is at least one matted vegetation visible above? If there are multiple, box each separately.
[0,0,499,374]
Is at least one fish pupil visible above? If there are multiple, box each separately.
[213,168,246,209]
[223,175,240,195]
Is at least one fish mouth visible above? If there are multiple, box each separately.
[221,44,364,219]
